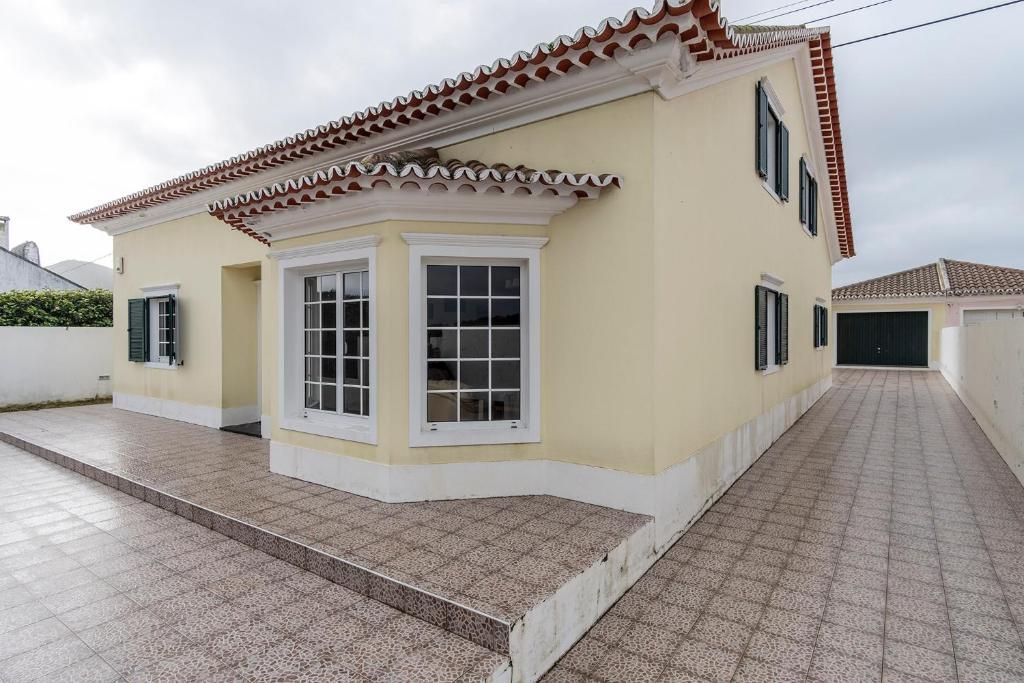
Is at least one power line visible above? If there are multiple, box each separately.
[750,0,841,24]
[834,0,1024,47]
[735,0,822,23]
[53,252,112,277]
[806,0,895,25]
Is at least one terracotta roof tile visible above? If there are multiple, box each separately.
[68,1,853,257]
[832,259,1024,300]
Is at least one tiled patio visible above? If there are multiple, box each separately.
[0,406,648,656]
[0,442,507,682]
[545,369,1024,681]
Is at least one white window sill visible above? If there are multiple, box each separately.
[144,361,179,370]
[801,223,818,238]
[761,365,781,376]
[410,424,540,448]
[761,179,784,204]
[279,414,376,445]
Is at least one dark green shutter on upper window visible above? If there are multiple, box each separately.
[165,295,177,365]
[799,158,808,224]
[128,298,148,362]
[755,286,769,371]
[756,82,769,179]
[821,306,829,346]
[777,123,790,200]
[778,293,789,365]
[813,305,820,347]
[808,178,819,236]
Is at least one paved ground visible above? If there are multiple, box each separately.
[545,369,1024,682]
[0,406,646,629]
[0,443,506,682]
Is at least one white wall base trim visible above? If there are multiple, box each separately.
[113,393,259,430]
[271,374,832,549]
[261,415,271,439]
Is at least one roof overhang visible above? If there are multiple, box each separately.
[207,160,621,244]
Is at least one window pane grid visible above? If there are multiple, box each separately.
[341,271,370,417]
[426,264,522,423]
[157,299,170,358]
[303,274,336,413]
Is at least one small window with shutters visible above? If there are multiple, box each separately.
[755,284,788,372]
[129,285,180,368]
[800,158,819,236]
[813,305,829,348]
[756,79,789,201]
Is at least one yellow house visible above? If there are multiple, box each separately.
[833,258,1024,369]
[70,2,854,548]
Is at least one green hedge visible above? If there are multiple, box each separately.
[0,289,113,327]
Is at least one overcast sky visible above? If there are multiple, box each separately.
[1,0,1021,286]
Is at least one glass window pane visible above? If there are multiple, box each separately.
[320,275,337,301]
[428,329,457,359]
[343,331,360,357]
[460,299,489,327]
[491,361,520,389]
[460,266,488,296]
[492,267,520,296]
[304,277,318,303]
[360,331,369,358]
[460,393,489,422]
[427,393,457,422]
[343,387,361,415]
[427,298,457,327]
[361,301,369,328]
[361,389,370,417]
[361,360,369,387]
[343,359,360,384]
[491,329,519,358]
[343,302,360,328]
[322,358,337,382]
[343,272,361,300]
[305,332,320,355]
[305,358,320,382]
[322,385,337,412]
[322,331,337,357]
[491,299,520,327]
[427,361,458,390]
[361,271,369,298]
[322,302,336,329]
[459,361,488,390]
[305,383,320,410]
[427,265,457,296]
[459,330,488,359]
[305,304,320,329]
[491,391,521,421]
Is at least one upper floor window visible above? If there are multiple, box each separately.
[800,158,819,236]
[756,79,789,201]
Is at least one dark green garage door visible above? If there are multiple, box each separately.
[837,312,929,367]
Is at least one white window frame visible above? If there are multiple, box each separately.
[801,155,820,238]
[760,273,784,375]
[404,233,545,447]
[140,283,179,370]
[272,235,379,445]
[760,77,786,204]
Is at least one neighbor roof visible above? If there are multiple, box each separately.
[68,1,852,256]
[833,259,1024,300]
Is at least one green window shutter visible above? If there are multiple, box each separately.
[779,293,789,365]
[756,82,769,179]
[778,123,790,200]
[755,286,768,370]
[166,295,177,365]
[822,307,829,346]
[813,305,820,348]
[128,298,148,362]
[809,178,819,236]
[799,158,807,224]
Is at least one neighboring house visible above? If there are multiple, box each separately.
[68,3,853,546]
[47,260,115,290]
[0,217,85,293]
[832,258,1024,368]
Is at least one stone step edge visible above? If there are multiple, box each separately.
[0,432,511,655]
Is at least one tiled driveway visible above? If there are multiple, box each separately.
[546,369,1024,682]
[0,443,506,682]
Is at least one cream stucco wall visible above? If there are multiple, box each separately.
[112,213,267,412]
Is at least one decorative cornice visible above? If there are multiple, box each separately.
[268,235,381,261]
[401,233,550,249]
[761,272,785,289]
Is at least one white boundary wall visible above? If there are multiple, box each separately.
[0,327,112,406]
[941,321,1024,483]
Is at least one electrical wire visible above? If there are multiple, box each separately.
[833,0,1024,47]
[735,0,823,23]
[749,0,841,24]
[805,0,895,25]
[51,252,113,277]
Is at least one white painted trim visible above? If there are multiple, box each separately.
[113,392,258,429]
[760,272,785,290]
[658,44,801,100]
[271,374,831,548]
[833,295,947,306]
[832,308,935,369]
[276,241,379,445]
[758,76,786,117]
[140,283,181,295]
[406,238,542,447]
[261,415,271,439]
[248,190,580,243]
[401,233,549,249]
